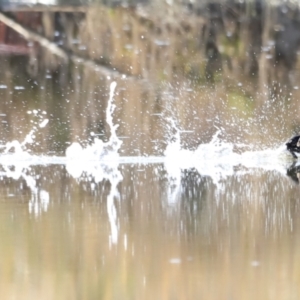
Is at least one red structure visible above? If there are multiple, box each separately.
[0,12,41,55]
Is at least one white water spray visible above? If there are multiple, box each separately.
[164,127,291,186]
[65,81,123,244]
[66,81,122,163]
[0,82,294,229]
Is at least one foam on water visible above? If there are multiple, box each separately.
[0,81,295,242]
[0,82,291,178]
[167,132,289,174]
[163,125,291,200]
[65,82,123,245]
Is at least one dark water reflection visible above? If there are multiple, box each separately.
[0,55,300,299]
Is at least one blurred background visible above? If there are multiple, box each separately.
[0,0,300,154]
[0,1,300,299]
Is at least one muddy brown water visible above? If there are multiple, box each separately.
[0,55,299,299]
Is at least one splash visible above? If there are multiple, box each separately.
[0,81,294,235]
[65,81,122,163]
[0,110,50,216]
[163,121,291,204]
[0,109,49,158]
[65,81,123,245]
[0,82,124,245]
[0,160,49,216]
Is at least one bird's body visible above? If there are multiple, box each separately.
[286,135,300,158]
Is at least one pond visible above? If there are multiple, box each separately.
[0,54,300,300]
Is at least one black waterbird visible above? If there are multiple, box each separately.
[286,135,300,159]
[287,162,300,183]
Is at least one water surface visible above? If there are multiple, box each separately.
[0,56,299,300]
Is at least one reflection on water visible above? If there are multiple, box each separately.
[0,69,300,299]
[0,162,300,299]
[0,46,300,297]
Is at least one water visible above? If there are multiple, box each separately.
[0,62,300,299]
[1,1,300,297]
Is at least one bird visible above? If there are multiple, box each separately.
[286,135,300,158]
[286,162,300,183]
